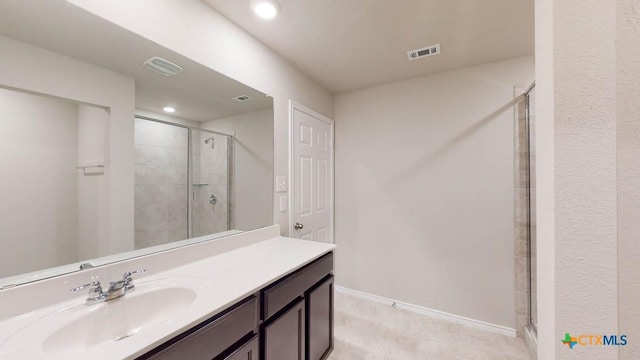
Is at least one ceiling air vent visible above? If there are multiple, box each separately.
[232,95,252,102]
[407,44,441,61]
[143,57,184,76]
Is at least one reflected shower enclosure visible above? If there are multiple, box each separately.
[134,117,231,249]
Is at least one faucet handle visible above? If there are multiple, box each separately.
[123,269,146,280]
[70,280,107,304]
[122,269,146,291]
[70,280,102,293]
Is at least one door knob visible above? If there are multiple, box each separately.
[294,222,304,230]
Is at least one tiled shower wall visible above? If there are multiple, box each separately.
[191,131,230,237]
[134,119,189,249]
[514,91,536,338]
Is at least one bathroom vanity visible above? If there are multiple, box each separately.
[140,252,334,360]
[0,227,335,360]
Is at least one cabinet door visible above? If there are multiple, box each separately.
[225,335,258,360]
[264,298,305,360]
[306,276,334,360]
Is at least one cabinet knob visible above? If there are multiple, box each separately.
[294,222,304,230]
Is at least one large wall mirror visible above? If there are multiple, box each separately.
[0,1,274,287]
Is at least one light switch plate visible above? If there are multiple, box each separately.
[279,196,287,212]
[276,176,287,193]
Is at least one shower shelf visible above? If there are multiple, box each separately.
[76,163,104,176]
[192,183,209,187]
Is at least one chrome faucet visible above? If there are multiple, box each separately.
[70,269,146,304]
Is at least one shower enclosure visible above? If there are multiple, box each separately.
[134,116,231,249]
[515,83,537,339]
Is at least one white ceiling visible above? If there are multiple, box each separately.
[0,0,272,122]
[204,0,534,93]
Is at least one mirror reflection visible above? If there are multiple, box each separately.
[0,1,274,286]
[134,118,236,247]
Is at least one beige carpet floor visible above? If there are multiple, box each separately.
[328,290,532,360]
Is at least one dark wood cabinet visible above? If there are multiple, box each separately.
[138,296,258,360]
[263,298,306,360]
[224,335,259,360]
[262,253,334,319]
[139,251,333,360]
[306,276,334,360]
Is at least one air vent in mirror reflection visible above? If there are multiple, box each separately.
[232,95,252,102]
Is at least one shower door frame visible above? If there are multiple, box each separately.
[134,115,233,238]
[522,83,537,335]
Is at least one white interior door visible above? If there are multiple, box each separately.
[290,101,334,243]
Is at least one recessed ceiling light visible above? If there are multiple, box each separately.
[250,0,280,19]
[163,106,176,113]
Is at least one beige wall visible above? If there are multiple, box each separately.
[334,56,534,329]
[203,109,274,231]
[535,0,636,359]
[0,88,79,278]
[69,0,334,235]
[534,0,556,357]
[617,1,640,359]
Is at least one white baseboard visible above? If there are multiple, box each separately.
[335,286,517,338]
[524,325,537,359]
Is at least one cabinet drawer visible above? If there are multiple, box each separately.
[141,296,258,360]
[262,252,333,320]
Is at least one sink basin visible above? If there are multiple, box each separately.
[3,277,209,356]
[43,286,196,353]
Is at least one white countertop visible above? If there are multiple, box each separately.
[0,236,335,360]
